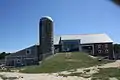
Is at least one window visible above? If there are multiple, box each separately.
[98,44,102,49]
[27,50,29,53]
[105,44,108,48]
[17,59,21,63]
[26,49,31,55]
[98,50,102,53]
[105,49,109,53]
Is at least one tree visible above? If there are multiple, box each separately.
[114,44,120,54]
[0,52,11,59]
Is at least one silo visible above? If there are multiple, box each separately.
[39,16,54,60]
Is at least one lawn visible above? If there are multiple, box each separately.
[0,75,18,80]
[92,68,120,80]
[20,52,113,73]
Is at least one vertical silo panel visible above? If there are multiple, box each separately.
[39,17,54,60]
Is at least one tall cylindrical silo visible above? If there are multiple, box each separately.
[39,16,54,60]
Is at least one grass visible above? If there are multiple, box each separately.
[91,77,109,80]
[0,68,11,72]
[59,72,91,78]
[0,75,18,80]
[92,68,120,79]
[20,52,113,73]
[117,77,120,80]
[59,72,83,77]
[59,68,120,80]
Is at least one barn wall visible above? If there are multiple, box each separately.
[94,43,113,59]
[5,45,39,67]
[78,43,113,59]
[60,40,80,52]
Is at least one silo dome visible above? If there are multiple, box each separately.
[41,16,53,22]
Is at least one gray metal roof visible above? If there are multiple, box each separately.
[54,33,113,44]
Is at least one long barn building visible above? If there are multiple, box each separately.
[5,33,114,67]
[54,33,113,59]
[4,16,114,67]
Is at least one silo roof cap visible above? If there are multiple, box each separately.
[41,16,53,22]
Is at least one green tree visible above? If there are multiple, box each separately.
[0,52,11,59]
[114,44,120,54]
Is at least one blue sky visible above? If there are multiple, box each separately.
[0,0,120,52]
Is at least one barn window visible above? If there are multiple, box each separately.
[105,49,109,53]
[98,44,102,49]
[105,44,108,48]
[17,59,21,63]
[27,50,29,53]
[26,49,31,55]
[98,50,102,53]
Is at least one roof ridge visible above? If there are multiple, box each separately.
[57,33,106,36]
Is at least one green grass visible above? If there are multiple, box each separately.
[20,52,113,73]
[0,69,11,72]
[92,68,120,79]
[59,72,91,78]
[0,75,18,80]
[117,77,120,80]
[59,72,83,77]
[59,68,120,80]
[91,77,109,80]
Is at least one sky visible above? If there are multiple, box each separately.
[0,0,120,52]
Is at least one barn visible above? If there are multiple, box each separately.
[5,33,114,67]
[5,45,39,67]
[3,16,114,67]
[54,33,114,59]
